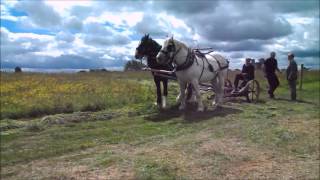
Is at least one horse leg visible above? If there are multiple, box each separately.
[191,80,204,112]
[187,84,197,103]
[213,72,226,106]
[178,81,187,110]
[176,84,183,103]
[211,77,219,106]
[162,79,168,108]
[186,83,192,100]
[217,73,225,104]
[154,76,162,108]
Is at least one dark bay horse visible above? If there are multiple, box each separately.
[135,34,173,108]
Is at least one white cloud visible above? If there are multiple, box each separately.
[286,16,314,25]
[158,12,190,31]
[14,1,61,28]
[9,32,54,41]
[101,54,115,60]
[1,0,18,7]
[45,0,92,16]
[56,31,75,42]
[84,11,143,28]
[63,16,83,32]
[33,50,63,57]
[1,1,319,70]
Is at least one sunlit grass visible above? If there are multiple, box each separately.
[0,72,154,119]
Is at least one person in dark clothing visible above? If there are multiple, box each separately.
[234,58,255,91]
[286,52,298,101]
[264,52,281,98]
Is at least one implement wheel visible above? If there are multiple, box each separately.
[224,79,233,88]
[246,80,260,103]
[224,79,233,95]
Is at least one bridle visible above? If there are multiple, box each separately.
[159,40,182,65]
[136,38,162,59]
[136,41,149,58]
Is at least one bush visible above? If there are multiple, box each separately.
[14,66,22,73]
[124,60,146,71]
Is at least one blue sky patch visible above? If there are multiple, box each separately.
[1,19,53,35]
[10,8,28,17]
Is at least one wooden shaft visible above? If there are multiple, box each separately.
[143,68,175,74]
[153,73,177,80]
[194,47,214,51]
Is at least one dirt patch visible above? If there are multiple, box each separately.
[1,144,137,180]
[141,131,320,179]
[32,163,134,180]
[104,164,136,180]
[225,156,319,179]
[279,117,319,134]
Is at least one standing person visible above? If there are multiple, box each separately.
[286,52,298,101]
[264,52,281,98]
[233,58,255,92]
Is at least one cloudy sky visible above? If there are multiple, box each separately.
[1,0,319,70]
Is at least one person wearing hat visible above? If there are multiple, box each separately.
[233,58,255,92]
[286,52,298,101]
[264,52,281,98]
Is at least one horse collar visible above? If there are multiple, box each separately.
[175,48,194,71]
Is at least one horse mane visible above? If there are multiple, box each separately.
[149,38,162,51]
[146,38,161,57]
[143,36,171,70]
[172,39,189,50]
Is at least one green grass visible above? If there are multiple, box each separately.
[0,71,154,119]
[0,70,319,179]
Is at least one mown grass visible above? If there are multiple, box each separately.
[0,70,319,179]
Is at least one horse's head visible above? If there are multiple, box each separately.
[135,34,151,59]
[156,37,178,65]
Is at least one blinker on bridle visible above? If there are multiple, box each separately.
[160,40,180,65]
[136,39,150,56]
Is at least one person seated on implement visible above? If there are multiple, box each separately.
[233,58,255,92]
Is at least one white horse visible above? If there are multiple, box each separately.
[156,37,229,111]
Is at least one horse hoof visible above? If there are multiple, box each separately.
[154,102,162,109]
[176,93,181,103]
[197,107,204,112]
[212,101,218,106]
[179,105,185,110]
[188,95,197,103]
[212,103,222,110]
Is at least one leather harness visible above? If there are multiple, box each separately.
[175,48,195,71]
[174,49,229,81]
[160,40,229,81]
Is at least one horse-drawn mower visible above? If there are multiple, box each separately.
[144,68,260,103]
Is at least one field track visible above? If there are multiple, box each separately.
[1,70,319,179]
